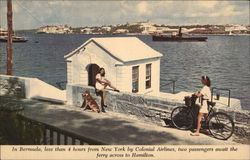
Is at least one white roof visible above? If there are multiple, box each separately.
[64,37,163,63]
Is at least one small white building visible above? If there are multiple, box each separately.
[113,29,129,34]
[101,26,111,32]
[64,37,163,94]
[140,23,158,34]
[80,28,93,34]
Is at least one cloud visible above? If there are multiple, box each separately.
[0,1,248,30]
[136,1,151,15]
[221,5,241,16]
[195,1,219,9]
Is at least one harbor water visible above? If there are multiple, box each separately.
[0,33,249,110]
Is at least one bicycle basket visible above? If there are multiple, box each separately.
[184,96,192,106]
[184,94,197,107]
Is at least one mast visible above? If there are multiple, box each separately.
[178,27,182,37]
[6,0,13,75]
[0,0,1,28]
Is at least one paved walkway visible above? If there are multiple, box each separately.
[2,97,238,145]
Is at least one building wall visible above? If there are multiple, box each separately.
[122,58,161,94]
[66,62,72,84]
[66,42,161,94]
[115,65,130,92]
[67,41,120,86]
[152,59,160,93]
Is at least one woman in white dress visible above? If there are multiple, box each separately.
[95,68,119,110]
[191,76,211,136]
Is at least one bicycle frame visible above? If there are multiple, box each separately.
[185,101,216,129]
[171,97,235,140]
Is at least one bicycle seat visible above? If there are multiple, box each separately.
[207,101,216,107]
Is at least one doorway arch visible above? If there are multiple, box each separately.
[87,64,100,87]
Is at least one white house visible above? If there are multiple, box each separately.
[113,29,129,34]
[64,37,163,94]
[225,25,248,32]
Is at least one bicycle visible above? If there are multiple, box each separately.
[171,94,235,140]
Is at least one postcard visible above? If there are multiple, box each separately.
[0,0,249,159]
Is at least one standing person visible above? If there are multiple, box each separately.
[191,76,211,136]
[95,68,119,111]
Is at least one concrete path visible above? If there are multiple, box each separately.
[4,97,238,145]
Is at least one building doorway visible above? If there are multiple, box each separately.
[88,64,100,87]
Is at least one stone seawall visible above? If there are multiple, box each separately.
[67,84,250,137]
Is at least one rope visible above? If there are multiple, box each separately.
[14,0,46,27]
[45,1,61,26]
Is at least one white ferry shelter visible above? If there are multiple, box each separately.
[64,37,163,94]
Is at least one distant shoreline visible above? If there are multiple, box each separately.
[14,22,249,36]
[16,31,250,37]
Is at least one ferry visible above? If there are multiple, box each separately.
[152,27,207,42]
[0,28,28,42]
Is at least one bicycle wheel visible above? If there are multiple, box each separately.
[208,112,234,140]
[171,106,194,130]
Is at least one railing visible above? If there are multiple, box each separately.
[161,79,176,94]
[18,115,106,145]
[211,87,231,107]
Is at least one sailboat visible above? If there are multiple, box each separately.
[0,0,27,43]
[0,28,28,42]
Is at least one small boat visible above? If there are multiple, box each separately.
[152,27,207,42]
[0,28,28,42]
[0,36,28,42]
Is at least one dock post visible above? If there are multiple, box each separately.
[6,0,13,75]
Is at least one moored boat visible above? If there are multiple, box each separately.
[152,35,207,42]
[152,27,207,42]
[0,28,28,42]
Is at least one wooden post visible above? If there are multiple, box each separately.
[6,0,13,75]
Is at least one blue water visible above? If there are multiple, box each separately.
[0,33,249,110]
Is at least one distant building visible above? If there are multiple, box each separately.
[225,25,248,32]
[140,22,158,34]
[101,26,111,32]
[188,27,226,34]
[81,28,93,34]
[113,29,129,34]
[64,37,163,94]
[37,25,72,34]
[127,21,159,34]
[158,27,179,34]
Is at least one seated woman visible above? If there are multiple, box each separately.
[95,68,119,111]
[191,76,211,136]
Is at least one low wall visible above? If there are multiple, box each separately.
[0,76,25,98]
[1,75,249,137]
[67,84,250,137]
[0,75,66,103]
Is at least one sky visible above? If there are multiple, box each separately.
[0,0,249,30]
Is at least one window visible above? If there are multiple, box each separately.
[132,66,139,93]
[146,64,151,89]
